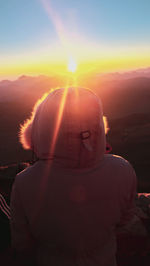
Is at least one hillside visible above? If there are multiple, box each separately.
[0,71,150,191]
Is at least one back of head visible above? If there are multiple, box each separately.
[20,87,106,168]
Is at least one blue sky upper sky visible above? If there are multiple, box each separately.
[0,0,150,78]
[1,0,150,52]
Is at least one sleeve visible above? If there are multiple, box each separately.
[10,179,36,263]
[118,163,137,227]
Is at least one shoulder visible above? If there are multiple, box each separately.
[104,154,134,169]
[103,154,137,183]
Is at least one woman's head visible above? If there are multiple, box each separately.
[19,87,109,168]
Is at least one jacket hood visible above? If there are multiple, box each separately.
[20,87,106,168]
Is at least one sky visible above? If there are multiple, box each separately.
[0,0,150,79]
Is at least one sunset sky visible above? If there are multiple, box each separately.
[1,0,150,79]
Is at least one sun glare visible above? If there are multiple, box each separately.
[68,57,77,73]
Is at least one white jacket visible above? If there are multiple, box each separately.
[10,87,137,266]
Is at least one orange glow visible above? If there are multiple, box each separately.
[1,52,150,81]
[103,116,109,134]
[1,1,150,79]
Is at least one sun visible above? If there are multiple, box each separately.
[67,56,77,73]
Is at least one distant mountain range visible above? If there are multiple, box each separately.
[0,67,150,171]
[0,67,150,119]
[0,74,62,103]
[96,76,150,118]
[96,67,150,81]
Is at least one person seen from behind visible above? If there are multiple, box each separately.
[10,87,137,266]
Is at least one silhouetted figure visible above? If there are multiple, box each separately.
[10,87,137,266]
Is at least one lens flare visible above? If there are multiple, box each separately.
[50,87,68,156]
[68,57,77,73]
